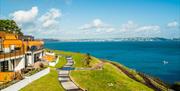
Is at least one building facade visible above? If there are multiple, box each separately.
[0,31,44,72]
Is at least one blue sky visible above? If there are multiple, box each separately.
[0,0,180,39]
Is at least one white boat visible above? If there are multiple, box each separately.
[163,60,168,64]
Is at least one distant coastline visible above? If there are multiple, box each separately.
[42,37,180,42]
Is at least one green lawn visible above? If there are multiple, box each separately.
[20,50,71,91]
[55,56,67,68]
[72,54,101,68]
[48,49,100,68]
[70,63,153,91]
[21,49,166,91]
[107,61,146,83]
[46,49,154,91]
[20,69,64,91]
[108,61,168,91]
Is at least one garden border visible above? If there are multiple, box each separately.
[2,67,50,91]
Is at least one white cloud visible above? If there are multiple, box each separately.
[120,20,138,32]
[8,6,166,39]
[38,8,62,28]
[79,19,114,32]
[11,6,38,24]
[79,20,161,38]
[93,19,103,27]
[136,25,160,32]
[167,21,179,28]
[116,21,161,37]
[79,19,104,30]
[106,28,115,32]
[9,7,63,38]
[119,21,160,33]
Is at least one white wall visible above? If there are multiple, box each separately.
[39,52,43,59]
[8,60,13,71]
[49,56,59,67]
[3,48,10,53]
[14,56,25,71]
[45,52,55,56]
[27,55,33,66]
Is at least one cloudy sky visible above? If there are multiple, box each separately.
[0,0,179,39]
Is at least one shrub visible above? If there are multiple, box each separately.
[171,82,180,91]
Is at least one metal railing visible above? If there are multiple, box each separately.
[0,44,25,60]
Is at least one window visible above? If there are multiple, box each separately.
[0,61,9,72]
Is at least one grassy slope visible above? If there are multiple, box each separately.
[49,49,153,91]
[52,49,100,67]
[20,69,64,91]
[55,56,67,68]
[70,63,153,91]
[109,61,146,83]
[107,61,168,91]
[21,49,166,91]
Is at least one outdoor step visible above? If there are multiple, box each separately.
[57,56,82,91]
[66,58,72,60]
[66,63,73,66]
[67,59,73,61]
[64,64,73,67]
[61,81,79,90]
[64,65,72,67]
[59,75,69,77]
[68,61,73,63]
[59,70,69,75]
[58,77,70,82]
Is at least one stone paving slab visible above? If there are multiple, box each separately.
[67,58,72,60]
[67,59,73,62]
[58,77,70,81]
[61,81,79,90]
[59,70,69,75]
[59,75,69,77]
[66,61,73,64]
[66,63,73,66]
[64,65,72,67]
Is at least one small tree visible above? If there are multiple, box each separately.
[84,53,92,66]
[0,19,23,35]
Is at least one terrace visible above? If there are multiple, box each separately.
[0,48,25,61]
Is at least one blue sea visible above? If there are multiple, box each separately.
[45,41,180,84]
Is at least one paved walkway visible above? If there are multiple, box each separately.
[58,57,82,91]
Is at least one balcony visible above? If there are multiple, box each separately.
[26,40,44,52]
[0,49,25,61]
[27,40,44,47]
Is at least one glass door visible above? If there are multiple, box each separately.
[0,61,9,72]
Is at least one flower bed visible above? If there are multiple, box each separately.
[1,67,50,91]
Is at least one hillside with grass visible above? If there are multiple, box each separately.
[21,49,169,91]
[50,49,169,91]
